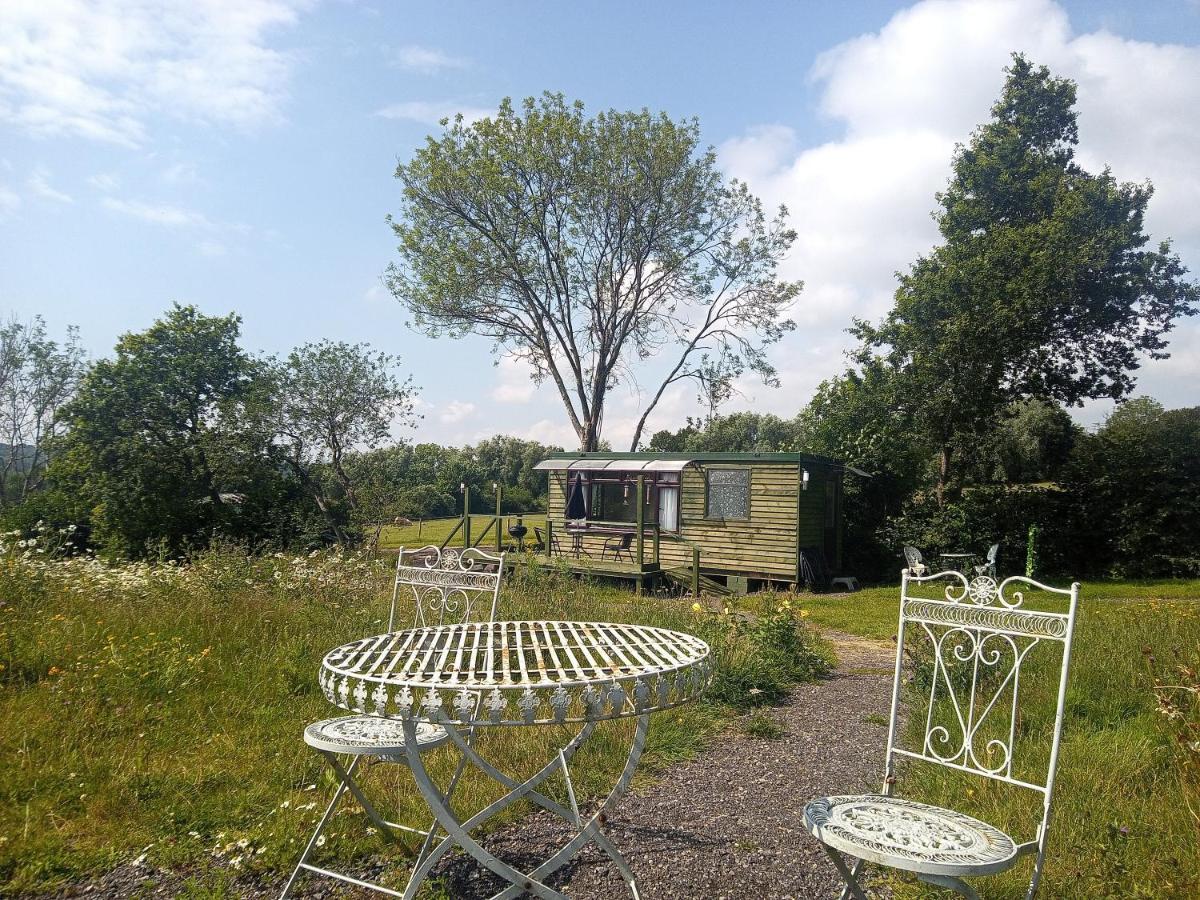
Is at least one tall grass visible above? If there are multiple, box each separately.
[0,541,820,895]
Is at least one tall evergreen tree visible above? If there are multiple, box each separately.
[854,55,1198,503]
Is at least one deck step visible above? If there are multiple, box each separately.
[662,566,733,596]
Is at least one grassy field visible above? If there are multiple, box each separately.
[803,578,1200,899]
[375,514,547,552]
[3,543,1196,898]
[0,543,820,897]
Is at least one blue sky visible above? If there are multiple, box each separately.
[3,0,1199,448]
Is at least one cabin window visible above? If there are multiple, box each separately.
[581,473,681,532]
[705,468,750,520]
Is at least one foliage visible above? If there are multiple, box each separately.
[701,597,830,708]
[0,316,86,508]
[645,411,801,453]
[1061,399,1200,577]
[269,340,418,544]
[48,305,286,557]
[388,92,800,451]
[0,546,824,894]
[852,55,1198,503]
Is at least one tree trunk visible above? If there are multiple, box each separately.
[937,445,952,509]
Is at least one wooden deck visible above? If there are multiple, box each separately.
[506,551,734,596]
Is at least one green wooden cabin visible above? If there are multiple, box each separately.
[533,452,846,591]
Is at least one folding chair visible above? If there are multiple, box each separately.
[803,570,1080,899]
[281,545,505,898]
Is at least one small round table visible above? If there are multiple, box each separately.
[320,620,713,900]
[938,552,977,573]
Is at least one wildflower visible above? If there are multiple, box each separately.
[691,602,703,613]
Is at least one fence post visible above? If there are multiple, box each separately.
[463,485,471,548]
[692,545,700,598]
[546,519,553,559]
[495,483,503,552]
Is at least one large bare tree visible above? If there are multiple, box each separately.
[386,93,801,451]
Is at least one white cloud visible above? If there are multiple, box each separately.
[102,196,213,228]
[27,165,72,202]
[393,44,467,74]
[375,100,492,126]
[0,0,310,146]
[720,0,1200,419]
[161,161,200,185]
[439,400,476,424]
[490,356,536,404]
[87,172,119,192]
[523,418,580,449]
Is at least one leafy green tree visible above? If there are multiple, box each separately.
[974,398,1078,484]
[0,316,86,508]
[644,412,799,453]
[1064,399,1200,576]
[51,305,272,555]
[853,55,1198,505]
[270,341,418,544]
[387,93,800,451]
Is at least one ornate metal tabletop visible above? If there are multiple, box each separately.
[316,620,711,899]
[320,620,713,726]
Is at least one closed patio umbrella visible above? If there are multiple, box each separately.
[566,475,587,520]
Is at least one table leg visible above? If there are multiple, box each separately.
[399,714,647,900]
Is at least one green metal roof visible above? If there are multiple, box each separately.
[535,450,842,467]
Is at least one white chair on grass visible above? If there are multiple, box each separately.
[902,545,930,577]
[803,570,1080,900]
[281,545,505,899]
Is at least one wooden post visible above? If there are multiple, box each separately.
[495,484,503,552]
[463,485,471,548]
[635,475,645,590]
[545,519,553,559]
[652,524,660,566]
[692,545,700,598]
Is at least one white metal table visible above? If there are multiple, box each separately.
[319,620,713,900]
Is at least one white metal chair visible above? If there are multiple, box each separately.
[803,570,1080,899]
[902,545,929,576]
[282,545,505,898]
[973,543,1000,578]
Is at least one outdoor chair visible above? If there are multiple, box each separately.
[902,545,929,576]
[802,570,1080,899]
[282,545,505,899]
[534,525,561,556]
[601,531,635,562]
[974,543,1000,578]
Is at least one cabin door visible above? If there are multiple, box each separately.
[822,476,840,567]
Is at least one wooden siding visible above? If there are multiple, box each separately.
[546,462,843,580]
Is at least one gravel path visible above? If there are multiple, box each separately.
[39,630,896,900]
[430,628,897,900]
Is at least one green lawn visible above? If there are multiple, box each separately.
[801,578,1200,899]
[376,514,547,552]
[0,545,815,896]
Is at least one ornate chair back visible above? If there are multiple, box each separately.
[886,570,1080,892]
[902,545,928,575]
[389,545,505,631]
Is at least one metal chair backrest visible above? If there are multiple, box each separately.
[885,570,1080,889]
[986,542,1000,566]
[389,545,505,631]
[902,545,927,574]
